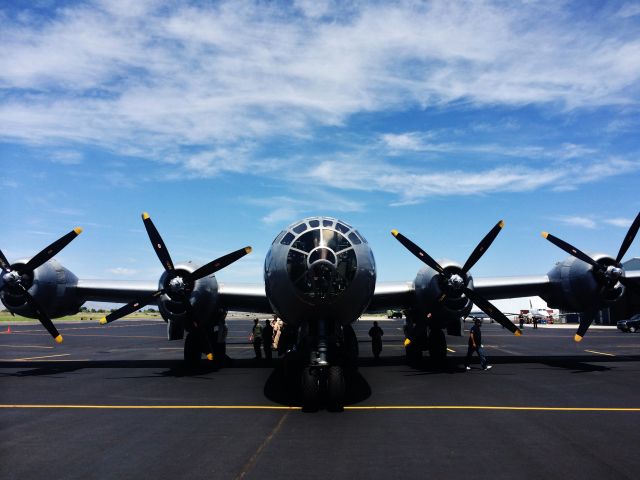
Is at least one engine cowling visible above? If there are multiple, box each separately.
[156,261,221,328]
[0,259,82,318]
[543,253,625,311]
[413,262,473,329]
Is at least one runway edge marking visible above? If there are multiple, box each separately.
[1,405,639,412]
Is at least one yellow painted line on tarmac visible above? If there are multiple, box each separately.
[12,353,71,361]
[447,348,456,353]
[0,404,638,412]
[584,349,616,357]
[0,404,302,410]
[12,323,162,333]
[11,333,164,339]
[0,344,54,349]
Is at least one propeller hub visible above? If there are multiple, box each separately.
[2,270,21,286]
[168,276,186,293]
[604,265,623,280]
[448,273,465,291]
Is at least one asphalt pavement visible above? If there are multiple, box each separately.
[1,318,639,480]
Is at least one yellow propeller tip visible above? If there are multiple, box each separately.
[541,231,549,239]
[574,334,583,342]
[99,317,108,325]
[54,335,63,344]
[245,246,253,254]
[142,212,150,220]
[514,329,522,336]
[403,338,412,347]
[73,227,83,235]
[206,353,214,361]
[498,220,505,228]
[391,229,399,237]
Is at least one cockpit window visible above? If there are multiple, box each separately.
[322,229,351,252]
[309,219,320,228]
[280,232,295,245]
[322,219,333,227]
[292,223,307,234]
[348,232,362,245]
[285,225,358,301]
[292,230,321,253]
[335,222,349,234]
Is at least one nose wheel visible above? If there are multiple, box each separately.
[301,365,345,412]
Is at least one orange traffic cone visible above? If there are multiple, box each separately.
[6,325,10,334]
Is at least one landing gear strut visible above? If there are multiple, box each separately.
[184,331,202,367]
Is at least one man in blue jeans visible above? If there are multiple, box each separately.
[465,318,492,371]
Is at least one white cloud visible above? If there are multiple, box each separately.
[1,1,639,164]
[107,267,138,276]
[553,216,597,229]
[604,217,633,228]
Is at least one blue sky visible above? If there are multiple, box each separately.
[1,0,639,312]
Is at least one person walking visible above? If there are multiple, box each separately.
[251,318,263,360]
[262,319,273,362]
[368,321,384,360]
[465,318,491,371]
[519,314,525,330]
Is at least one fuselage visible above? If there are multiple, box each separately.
[264,216,376,327]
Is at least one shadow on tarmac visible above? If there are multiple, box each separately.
[2,354,638,379]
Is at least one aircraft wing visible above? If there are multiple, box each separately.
[366,275,551,312]
[77,279,159,303]
[76,280,274,313]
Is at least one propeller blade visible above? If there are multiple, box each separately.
[541,232,600,269]
[142,213,174,272]
[100,290,163,324]
[0,248,10,271]
[616,212,640,264]
[462,220,504,274]
[182,299,214,361]
[189,247,253,281]
[464,287,521,336]
[619,276,640,296]
[25,227,83,271]
[18,285,63,343]
[391,230,445,274]
[574,310,597,342]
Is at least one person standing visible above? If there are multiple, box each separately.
[533,316,538,329]
[368,321,384,360]
[262,319,273,362]
[465,318,491,371]
[251,318,263,360]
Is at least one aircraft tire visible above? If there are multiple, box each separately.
[301,367,320,412]
[184,331,202,367]
[327,365,345,412]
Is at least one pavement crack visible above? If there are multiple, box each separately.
[234,411,289,480]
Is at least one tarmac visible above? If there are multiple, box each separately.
[1,317,639,480]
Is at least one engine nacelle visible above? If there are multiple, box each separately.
[156,261,221,330]
[413,262,473,329]
[543,254,625,311]
[0,259,82,318]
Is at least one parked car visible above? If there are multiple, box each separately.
[387,309,403,319]
[617,313,640,333]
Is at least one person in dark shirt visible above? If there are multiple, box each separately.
[465,318,491,371]
[368,321,384,360]
[251,318,263,360]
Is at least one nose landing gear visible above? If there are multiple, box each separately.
[301,364,346,412]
